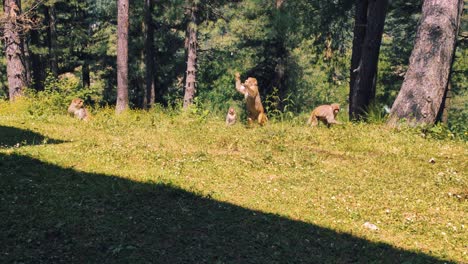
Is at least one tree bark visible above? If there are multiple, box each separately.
[183,0,198,109]
[439,82,452,124]
[82,60,90,88]
[388,0,464,126]
[23,33,32,86]
[45,4,58,78]
[349,0,388,120]
[144,0,156,109]
[29,28,45,91]
[349,0,368,117]
[4,0,26,101]
[116,0,129,113]
[272,0,287,110]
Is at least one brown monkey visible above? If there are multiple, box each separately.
[67,98,90,121]
[226,107,237,126]
[235,72,268,126]
[307,103,341,127]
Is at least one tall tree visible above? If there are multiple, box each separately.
[349,0,389,120]
[182,0,198,109]
[45,3,58,77]
[3,0,27,100]
[388,0,464,126]
[144,0,155,109]
[349,0,367,106]
[116,0,129,113]
[271,0,287,110]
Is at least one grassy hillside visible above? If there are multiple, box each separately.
[0,101,466,263]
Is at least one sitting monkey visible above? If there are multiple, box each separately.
[307,103,341,127]
[234,72,268,126]
[226,107,237,126]
[68,98,90,121]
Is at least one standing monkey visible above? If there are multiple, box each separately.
[307,103,341,127]
[67,98,90,121]
[226,107,237,126]
[234,72,268,126]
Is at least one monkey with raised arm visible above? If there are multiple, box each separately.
[68,98,91,121]
[234,72,268,126]
[307,103,341,127]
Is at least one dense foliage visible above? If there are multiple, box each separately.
[0,0,466,137]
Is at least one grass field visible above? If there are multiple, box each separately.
[0,101,466,263]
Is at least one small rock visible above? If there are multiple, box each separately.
[429,158,436,164]
[363,222,378,231]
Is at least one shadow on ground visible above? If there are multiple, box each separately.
[0,129,454,263]
[0,125,65,148]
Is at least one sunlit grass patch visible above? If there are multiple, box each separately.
[0,101,466,263]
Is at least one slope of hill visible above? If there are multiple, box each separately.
[1,102,466,263]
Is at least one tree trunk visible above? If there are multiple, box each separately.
[4,0,26,101]
[388,0,464,126]
[29,28,45,91]
[45,4,58,78]
[23,34,32,86]
[144,0,156,109]
[82,60,90,88]
[116,0,129,113]
[349,0,368,116]
[82,14,93,89]
[349,0,388,120]
[439,82,452,124]
[272,0,287,111]
[183,0,198,109]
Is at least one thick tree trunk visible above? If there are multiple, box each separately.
[45,4,58,78]
[29,28,45,91]
[4,0,26,101]
[349,0,368,117]
[349,0,388,120]
[116,0,129,113]
[183,0,198,109]
[144,0,156,109]
[388,0,464,126]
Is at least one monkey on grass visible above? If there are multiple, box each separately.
[67,98,91,121]
[226,107,237,126]
[307,103,341,127]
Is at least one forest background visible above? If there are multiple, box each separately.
[1,1,467,262]
[0,0,466,137]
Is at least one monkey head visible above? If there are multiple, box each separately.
[331,103,340,115]
[245,77,258,87]
[72,98,84,108]
[228,107,235,115]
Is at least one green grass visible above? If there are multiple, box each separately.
[0,100,466,263]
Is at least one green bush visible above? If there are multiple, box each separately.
[25,72,100,116]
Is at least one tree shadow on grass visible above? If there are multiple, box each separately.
[0,125,65,148]
[0,155,454,263]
